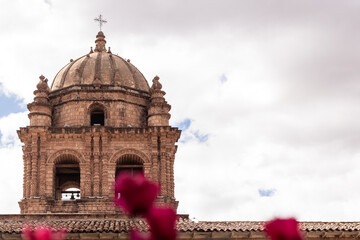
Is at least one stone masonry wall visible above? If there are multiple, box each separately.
[50,90,148,128]
[17,126,181,214]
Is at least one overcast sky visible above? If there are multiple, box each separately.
[1,0,360,221]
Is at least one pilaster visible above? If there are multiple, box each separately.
[30,152,38,197]
[38,152,47,197]
[82,152,92,198]
[23,152,31,199]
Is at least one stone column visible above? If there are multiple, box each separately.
[44,163,54,198]
[150,134,159,184]
[82,152,92,197]
[92,134,100,196]
[83,133,93,197]
[39,152,47,197]
[24,153,32,199]
[93,152,100,196]
[101,152,110,198]
[166,154,171,198]
[100,135,110,198]
[99,135,104,197]
[107,162,116,199]
[101,161,108,198]
[22,153,27,199]
[160,152,168,196]
[143,162,151,180]
[79,160,88,199]
[169,155,175,198]
[30,152,38,197]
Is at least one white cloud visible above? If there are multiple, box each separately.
[0,112,28,147]
[0,145,23,213]
[0,112,28,213]
[1,0,360,221]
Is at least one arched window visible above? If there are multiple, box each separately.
[91,109,104,126]
[54,158,80,200]
[87,103,107,126]
[116,154,143,177]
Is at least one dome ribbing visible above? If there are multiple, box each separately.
[50,32,150,93]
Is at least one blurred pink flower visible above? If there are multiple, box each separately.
[264,218,302,240]
[114,172,159,215]
[22,226,66,240]
[146,207,177,240]
[130,230,148,240]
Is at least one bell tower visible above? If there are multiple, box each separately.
[17,31,181,214]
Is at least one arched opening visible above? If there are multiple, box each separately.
[91,109,104,126]
[54,157,80,200]
[116,154,144,178]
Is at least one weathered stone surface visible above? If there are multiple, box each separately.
[18,32,180,214]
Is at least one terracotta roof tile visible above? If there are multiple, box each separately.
[0,217,359,234]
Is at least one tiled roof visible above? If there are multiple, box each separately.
[0,216,360,234]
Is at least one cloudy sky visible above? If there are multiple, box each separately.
[1,0,360,221]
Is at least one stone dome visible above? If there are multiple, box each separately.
[50,31,150,93]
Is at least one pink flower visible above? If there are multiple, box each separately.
[114,172,159,215]
[22,226,66,240]
[146,207,177,240]
[52,230,67,240]
[264,218,302,240]
[130,230,148,240]
[23,227,36,240]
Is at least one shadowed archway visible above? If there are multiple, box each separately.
[116,154,144,177]
[54,156,81,200]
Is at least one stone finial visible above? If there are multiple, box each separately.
[36,75,50,92]
[94,31,107,52]
[44,78,50,91]
[28,75,52,126]
[89,47,94,54]
[107,47,112,54]
[147,75,171,126]
[151,76,162,91]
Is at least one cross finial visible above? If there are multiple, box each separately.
[94,14,107,31]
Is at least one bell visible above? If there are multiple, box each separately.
[70,193,75,200]
[77,193,80,197]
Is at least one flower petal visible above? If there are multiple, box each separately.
[265,218,302,240]
[146,207,177,240]
[114,172,159,215]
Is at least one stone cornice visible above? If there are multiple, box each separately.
[50,97,148,108]
[27,112,51,118]
[49,84,150,99]
[17,126,182,142]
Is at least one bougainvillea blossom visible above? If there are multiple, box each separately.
[146,207,177,240]
[264,218,302,240]
[130,230,148,240]
[22,226,66,240]
[114,172,159,215]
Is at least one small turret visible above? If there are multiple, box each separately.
[147,76,171,126]
[94,31,107,52]
[27,75,52,126]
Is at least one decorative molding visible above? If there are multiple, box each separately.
[47,149,86,164]
[108,148,150,164]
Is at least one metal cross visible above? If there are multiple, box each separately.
[94,14,107,31]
